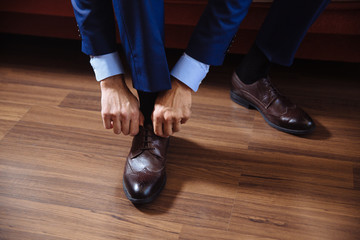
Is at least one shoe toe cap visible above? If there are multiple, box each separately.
[280,109,315,133]
[123,171,165,202]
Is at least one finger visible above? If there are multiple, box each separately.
[112,116,121,134]
[102,114,112,129]
[129,117,139,136]
[172,120,181,133]
[181,110,191,124]
[153,117,164,137]
[163,119,173,137]
[180,117,188,124]
[121,117,130,135]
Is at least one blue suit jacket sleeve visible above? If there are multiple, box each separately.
[71,0,117,56]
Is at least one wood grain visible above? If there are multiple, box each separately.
[0,101,31,140]
[0,35,359,240]
[229,176,360,240]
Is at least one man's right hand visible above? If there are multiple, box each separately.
[100,75,144,136]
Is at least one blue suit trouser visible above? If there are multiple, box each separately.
[72,0,330,93]
[186,0,330,66]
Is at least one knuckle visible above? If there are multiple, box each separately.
[152,111,159,119]
[154,110,162,117]
[111,112,120,119]
[102,112,110,118]
[176,113,183,121]
[164,116,172,123]
[164,112,175,122]
[130,111,138,119]
[120,111,129,120]
[155,114,163,122]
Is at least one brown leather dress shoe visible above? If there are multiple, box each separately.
[123,124,169,204]
[230,72,315,134]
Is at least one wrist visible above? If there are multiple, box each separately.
[171,77,193,93]
[100,74,126,89]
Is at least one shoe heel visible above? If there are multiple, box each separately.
[230,91,254,109]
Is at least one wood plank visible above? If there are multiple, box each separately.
[179,225,276,240]
[20,105,102,131]
[0,101,31,121]
[59,91,100,111]
[0,120,16,141]
[248,113,360,161]
[0,62,97,93]
[0,101,31,140]
[0,121,128,157]
[354,167,360,190]
[0,66,97,92]
[238,150,353,189]
[0,196,181,240]
[166,136,244,184]
[0,82,69,106]
[228,176,360,240]
[0,229,69,240]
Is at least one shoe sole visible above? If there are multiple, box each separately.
[123,174,167,205]
[230,90,315,135]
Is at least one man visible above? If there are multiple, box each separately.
[71,0,330,204]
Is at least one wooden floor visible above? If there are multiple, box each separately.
[0,35,359,240]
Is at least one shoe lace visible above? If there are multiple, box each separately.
[264,79,279,96]
[140,128,155,151]
[263,79,280,108]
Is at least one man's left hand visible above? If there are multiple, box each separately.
[152,78,192,137]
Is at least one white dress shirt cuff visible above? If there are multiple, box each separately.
[90,52,125,81]
[170,53,210,92]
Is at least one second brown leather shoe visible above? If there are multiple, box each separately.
[230,72,315,134]
[123,124,169,204]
